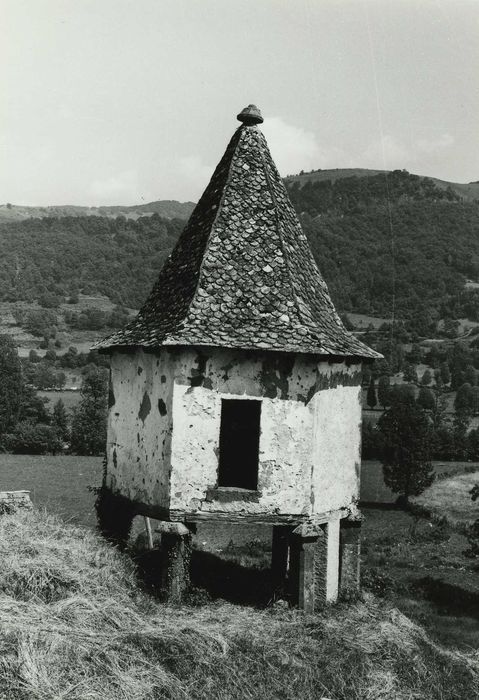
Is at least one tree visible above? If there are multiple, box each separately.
[389,383,416,405]
[70,367,108,455]
[52,399,69,443]
[440,361,451,386]
[0,335,23,438]
[421,369,432,386]
[465,364,478,387]
[454,383,474,417]
[25,309,57,337]
[61,346,79,369]
[390,342,404,374]
[377,375,391,409]
[377,393,434,502]
[367,376,377,409]
[409,343,422,365]
[55,371,66,390]
[18,385,50,424]
[28,349,40,363]
[431,392,448,430]
[434,369,443,390]
[403,363,418,384]
[1,422,62,454]
[449,343,471,390]
[417,387,436,411]
[443,318,459,339]
[34,364,56,390]
[44,348,57,365]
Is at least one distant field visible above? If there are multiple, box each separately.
[37,390,81,411]
[0,454,103,526]
[414,470,479,526]
[0,296,137,359]
[360,459,479,504]
[347,313,392,329]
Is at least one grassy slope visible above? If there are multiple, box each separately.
[360,459,479,504]
[284,167,479,202]
[362,507,479,649]
[414,471,479,528]
[0,200,195,223]
[0,509,477,700]
[0,454,102,526]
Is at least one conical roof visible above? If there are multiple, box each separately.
[95,108,379,360]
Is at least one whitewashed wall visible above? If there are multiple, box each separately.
[106,346,362,520]
[169,348,362,518]
[106,349,174,508]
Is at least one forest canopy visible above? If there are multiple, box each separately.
[0,170,479,334]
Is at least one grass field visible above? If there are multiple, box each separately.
[0,454,102,526]
[2,454,479,657]
[362,506,479,650]
[360,459,479,504]
[414,471,479,527]
[0,508,477,700]
[1,454,477,527]
[38,390,82,410]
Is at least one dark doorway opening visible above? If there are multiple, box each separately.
[218,399,261,490]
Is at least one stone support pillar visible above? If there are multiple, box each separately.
[324,519,340,603]
[289,518,341,611]
[155,522,192,603]
[290,523,327,612]
[339,517,361,598]
[271,526,291,594]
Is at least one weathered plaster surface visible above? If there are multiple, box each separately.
[310,369,362,514]
[169,348,362,518]
[105,346,362,521]
[106,349,174,507]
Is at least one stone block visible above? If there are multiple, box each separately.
[339,519,361,597]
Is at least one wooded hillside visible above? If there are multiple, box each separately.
[1,169,479,336]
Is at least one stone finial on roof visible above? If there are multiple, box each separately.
[237,104,264,125]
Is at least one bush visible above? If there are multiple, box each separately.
[1,422,63,454]
[70,368,108,455]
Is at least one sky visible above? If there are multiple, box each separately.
[1,0,478,206]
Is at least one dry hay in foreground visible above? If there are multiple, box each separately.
[0,509,477,700]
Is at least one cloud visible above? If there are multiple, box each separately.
[361,135,410,170]
[416,133,454,154]
[89,170,141,204]
[360,132,455,171]
[175,156,214,195]
[262,117,350,175]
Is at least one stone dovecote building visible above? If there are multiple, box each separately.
[95,105,380,609]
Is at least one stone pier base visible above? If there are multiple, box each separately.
[288,518,340,612]
[151,512,361,607]
[273,513,358,612]
[339,518,361,598]
[271,525,291,594]
[156,522,192,603]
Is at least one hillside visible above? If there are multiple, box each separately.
[285,167,479,203]
[0,199,195,223]
[1,170,479,338]
[0,214,184,308]
[285,169,479,333]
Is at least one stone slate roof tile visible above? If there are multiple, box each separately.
[95,113,380,360]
